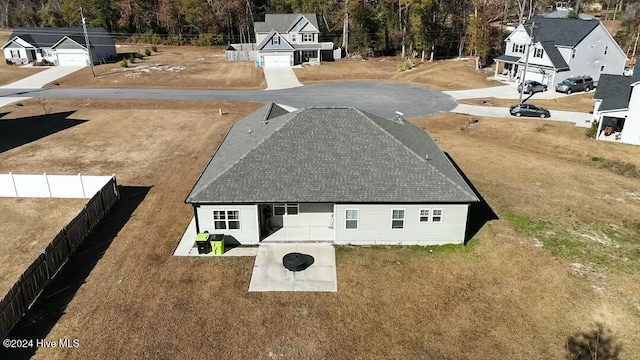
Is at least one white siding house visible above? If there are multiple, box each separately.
[494,17,627,86]
[185,103,481,246]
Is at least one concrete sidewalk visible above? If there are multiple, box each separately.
[263,67,303,90]
[451,103,592,126]
[1,66,86,89]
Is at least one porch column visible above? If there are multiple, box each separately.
[495,61,499,77]
[317,49,320,64]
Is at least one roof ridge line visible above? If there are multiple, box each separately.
[356,108,477,201]
[189,107,296,200]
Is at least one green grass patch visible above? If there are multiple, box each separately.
[506,213,640,274]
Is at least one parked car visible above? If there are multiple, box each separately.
[517,80,548,94]
[509,103,551,118]
[555,76,594,94]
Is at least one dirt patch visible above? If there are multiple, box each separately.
[0,198,86,297]
[45,45,266,89]
[459,93,595,112]
[294,58,502,90]
[0,102,639,359]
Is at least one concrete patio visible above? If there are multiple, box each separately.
[173,217,258,257]
[261,226,333,243]
[249,244,337,292]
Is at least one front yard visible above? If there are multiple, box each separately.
[294,57,503,90]
[0,99,638,359]
[44,45,266,90]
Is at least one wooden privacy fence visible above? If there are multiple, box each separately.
[225,43,258,62]
[0,177,120,340]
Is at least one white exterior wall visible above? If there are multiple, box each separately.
[620,84,640,145]
[196,204,259,244]
[271,203,333,227]
[3,46,27,61]
[334,204,469,245]
[592,99,602,122]
[568,23,627,82]
[504,25,530,57]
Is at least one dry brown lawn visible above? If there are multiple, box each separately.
[294,58,502,90]
[460,92,596,112]
[0,198,86,297]
[45,45,266,89]
[0,100,638,359]
[0,31,45,86]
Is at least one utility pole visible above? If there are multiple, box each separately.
[80,7,95,77]
[519,21,535,104]
[342,0,349,56]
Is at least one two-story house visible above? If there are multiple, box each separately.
[253,13,334,67]
[591,63,640,145]
[494,17,627,87]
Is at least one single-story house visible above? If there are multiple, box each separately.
[591,62,640,145]
[494,17,627,86]
[185,103,480,245]
[2,27,116,66]
[226,13,337,67]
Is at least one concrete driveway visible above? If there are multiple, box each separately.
[445,83,591,100]
[451,103,592,127]
[249,244,337,292]
[0,65,86,108]
[1,65,86,89]
[263,67,303,90]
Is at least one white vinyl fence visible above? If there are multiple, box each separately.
[0,173,113,199]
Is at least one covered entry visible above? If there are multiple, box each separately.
[258,203,334,243]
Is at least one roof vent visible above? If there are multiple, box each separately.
[393,111,405,124]
[248,128,252,134]
[425,154,430,160]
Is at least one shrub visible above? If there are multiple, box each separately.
[119,59,129,68]
[585,121,598,138]
[397,59,416,72]
[151,45,158,52]
[134,52,144,59]
[144,48,151,56]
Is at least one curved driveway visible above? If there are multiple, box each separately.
[0,81,457,119]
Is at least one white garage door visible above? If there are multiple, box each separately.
[56,53,87,66]
[523,70,545,84]
[263,55,290,67]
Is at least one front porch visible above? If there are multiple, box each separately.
[493,55,521,82]
[261,226,333,243]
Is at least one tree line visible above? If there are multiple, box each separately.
[1,0,639,64]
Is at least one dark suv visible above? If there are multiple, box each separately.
[555,76,594,94]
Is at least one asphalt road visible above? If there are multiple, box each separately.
[0,81,458,119]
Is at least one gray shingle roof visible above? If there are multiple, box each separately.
[7,27,114,49]
[539,41,570,70]
[254,13,319,33]
[524,17,600,47]
[186,105,479,204]
[595,68,640,111]
[495,54,521,63]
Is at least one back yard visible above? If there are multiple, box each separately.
[45,45,266,90]
[0,99,638,359]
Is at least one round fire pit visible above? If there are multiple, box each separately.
[282,252,314,272]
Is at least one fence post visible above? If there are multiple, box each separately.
[44,173,52,197]
[78,173,86,198]
[10,172,18,197]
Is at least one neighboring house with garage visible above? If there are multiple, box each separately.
[591,62,640,145]
[494,17,627,87]
[2,27,116,66]
[226,13,338,67]
[185,103,480,245]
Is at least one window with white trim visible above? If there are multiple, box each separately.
[431,209,443,223]
[600,65,605,72]
[291,34,297,42]
[213,210,240,230]
[391,209,405,229]
[303,33,313,42]
[272,36,280,45]
[345,209,358,229]
[10,49,19,58]
[273,203,298,216]
[571,49,576,58]
[419,209,430,222]
[512,43,525,53]
[534,48,544,58]
[604,45,608,55]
